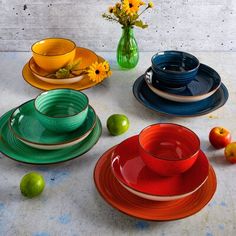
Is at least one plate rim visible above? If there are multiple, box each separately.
[0,109,102,165]
[9,99,97,147]
[94,146,217,221]
[22,55,107,91]
[133,75,229,117]
[111,135,209,197]
[117,178,208,201]
[29,47,99,79]
[145,64,221,102]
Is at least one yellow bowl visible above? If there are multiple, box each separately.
[28,47,99,84]
[31,38,76,72]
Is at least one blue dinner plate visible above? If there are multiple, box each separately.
[145,64,222,103]
[133,75,228,117]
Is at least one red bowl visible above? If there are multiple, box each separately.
[139,123,200,176]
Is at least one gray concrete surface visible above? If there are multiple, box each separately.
[0,0,235,52]
[0,51,236,235]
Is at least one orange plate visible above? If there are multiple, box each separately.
[94,146,217,221]
[22,55,105,91]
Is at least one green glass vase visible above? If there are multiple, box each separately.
[117,26,139,69]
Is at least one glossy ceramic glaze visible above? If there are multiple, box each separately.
[139,124,200,176]
[133,75,228,117]
[94,146,216,221]
[145,64,221,102]
[35,89,88,133]
[31,38,76,72]
[111,135,208,201]
[151,51,200,88]
[0,109,102,164]
[22,55,106,91]
[29,47,98,84]
[9,100,96,150]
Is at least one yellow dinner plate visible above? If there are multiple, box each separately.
[22,55,106,91]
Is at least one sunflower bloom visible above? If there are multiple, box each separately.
[139,1,145,6]
[103,0,154,29]
[122,0,140,15]
[87,61,112,82]
[87,62,106,82]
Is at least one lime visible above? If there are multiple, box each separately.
[20,172,45,198]
[107,114,129,136]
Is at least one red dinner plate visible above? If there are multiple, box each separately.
[94,146,217,221]
[111,135,209,201]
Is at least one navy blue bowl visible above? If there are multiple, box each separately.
[151,51,200,88]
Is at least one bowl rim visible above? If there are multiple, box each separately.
[139,123,200,161]
[31,37,76,57]
[34,88,89,118]
[151,50,200,74]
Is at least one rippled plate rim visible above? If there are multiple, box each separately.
[111,135,209,197]
[94,146,217,221]
[145,64,221,103]
[0,109,102,165]
[133,75,229,117]
[28,47,99,84]
[22,55,107,91]
[9,100,97,147]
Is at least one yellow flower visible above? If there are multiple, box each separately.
[122,0,140,15]
[87,61,112,82]
[102,61,110,71]
[108,6,114,13]
[139,1,146,6]
[148,1,154,8]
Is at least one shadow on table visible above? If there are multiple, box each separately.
[200,139,231,167]
[0,186,21,204]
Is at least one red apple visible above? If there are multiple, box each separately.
[224,142,236,164]
[209,127,231,149]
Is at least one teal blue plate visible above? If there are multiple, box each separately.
[0,109,102,164]
[133,74,228,117]
[145,64,221,103]
[9,100,96,150]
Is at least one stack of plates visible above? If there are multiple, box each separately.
[0,100,102,165]
[133,64,229,117]
[94,136,217,221]
[22,47,107,91]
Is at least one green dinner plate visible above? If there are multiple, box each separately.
[9,100,96,150]
[0,109,102,164]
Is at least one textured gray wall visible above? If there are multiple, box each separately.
[0,0,235,52]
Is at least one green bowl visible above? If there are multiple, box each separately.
[34,89,89,133]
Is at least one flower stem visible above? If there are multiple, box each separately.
[138,6,149,17]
